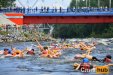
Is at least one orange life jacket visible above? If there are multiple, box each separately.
[12,50,22,56]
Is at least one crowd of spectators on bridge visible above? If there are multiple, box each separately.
[0,6,113,13]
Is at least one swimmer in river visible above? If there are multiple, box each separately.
[74,58,113,71]
[74,58,94,70]
[37,43,62,58]
[102,55,112,63]
[11,48,24,58]
[26,49,35,55]
[74,53,101,62]
[3,48,12,57]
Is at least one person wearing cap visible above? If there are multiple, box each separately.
[40,46,49,57]
[74,58,93,70]
[3,48,12,57]
[80,58,93,70]
[73,58,113,71]
[27,49,35,55]
[3,48,9,55]
[3,48,12,55]
[102,55,112,63]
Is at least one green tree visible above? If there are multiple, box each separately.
[0,0,16,8]
[70,0,113,8]
[52,0,113,38]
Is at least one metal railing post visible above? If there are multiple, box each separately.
[98,0,100,8]
[109,0,111,8]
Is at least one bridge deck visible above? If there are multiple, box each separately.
[0,8,113,16]
[25,12,113,16]
[1,8,113,24]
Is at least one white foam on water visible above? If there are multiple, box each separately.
[96,38,111,45]
[0,39,113,75]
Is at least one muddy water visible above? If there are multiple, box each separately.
[0,38,113,75]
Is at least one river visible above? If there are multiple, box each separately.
[0,38,113,75]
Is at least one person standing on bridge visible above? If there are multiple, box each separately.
[46,7,49,13]
[59,7,62,13]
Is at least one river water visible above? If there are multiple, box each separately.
[0,38,113,75]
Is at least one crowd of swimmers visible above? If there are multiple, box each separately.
[0,47,35,58]
[72,41,113,71]
[0,40,113,71]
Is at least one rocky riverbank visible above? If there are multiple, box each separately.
[0,31,55,43]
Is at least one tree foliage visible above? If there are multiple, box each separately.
[70,0,113,8]
[0,0,16,8]
[53,0,113,38]
[53,24,113,38]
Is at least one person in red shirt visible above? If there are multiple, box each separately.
[103,55,112,63]
[27,49,35,55]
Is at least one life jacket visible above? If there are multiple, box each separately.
[15,50,21,54]
[104,58,112,63]
[52,50,58,54]
[12,52,17,56]
[80,63,91,70]
[48,50,52,55]
[12,50,22,56]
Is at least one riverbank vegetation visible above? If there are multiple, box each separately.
[53,0,113,38]
[53,24,113,38]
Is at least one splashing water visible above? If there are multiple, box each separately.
[0,38,113,75]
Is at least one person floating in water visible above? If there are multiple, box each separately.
[74,53,101,62]
[11,48,24,58]
[74,58,94,70]
[37,43,61,58]
[26,49,35,55]
[102,55,112,63]
[3,48,11,55]
[74,58,113,71]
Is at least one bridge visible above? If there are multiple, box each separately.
[1,8,113,24]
